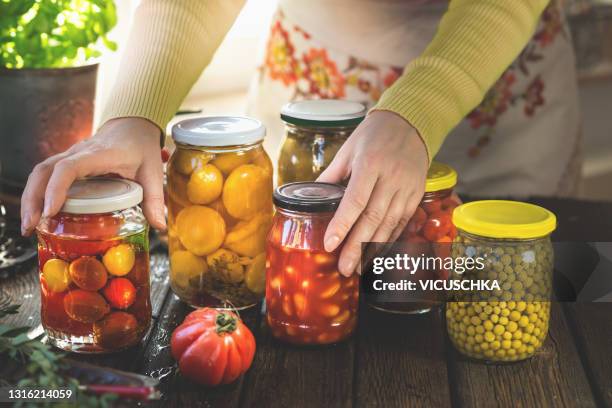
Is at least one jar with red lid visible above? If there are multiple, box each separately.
[36,178,151,353]
[266,182,359,345]
[366,162,459,314]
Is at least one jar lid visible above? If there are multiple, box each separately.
[172,116,265,146]
[452,200,556,239]
[281,100,366,127]
[425,162,457,192]
[60,178,143,214]
[274,182,345,213]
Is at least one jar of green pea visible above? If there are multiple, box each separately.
[446,200,556,362]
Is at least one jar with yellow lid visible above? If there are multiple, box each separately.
[278,100,366,185]
[366,162,460,314]
[446,200,556,362]
[167,116,273,309]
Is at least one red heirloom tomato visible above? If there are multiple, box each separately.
[171,308,256,386]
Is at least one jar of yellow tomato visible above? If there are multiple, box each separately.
[447,200,556,362]
[167,116,273,309]
[278,100,366,185]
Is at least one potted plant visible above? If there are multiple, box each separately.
[0,0,117,209]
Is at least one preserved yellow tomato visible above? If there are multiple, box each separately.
[251,148,273,175]
[42,259,71,292]
[223,164,272,220]
[245,253,266,294]
[208,198,238,228]
[224,212,272,257]
[103,244,135,277]
[187,164,224,205]
[173,148,212,175]
[176,206,226,256]
[211,151,252,175]
[207,248,244,283]
[170,250,208,289]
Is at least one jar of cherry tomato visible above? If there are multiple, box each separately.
[36,178,151,353]
[168,116,273,309]
[366,162,459,314]
[447,201,556,362]
[266,182,359,345]
[278,100,366,185]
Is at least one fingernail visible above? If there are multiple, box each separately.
[324,235,340,252]
[340,258,355,277]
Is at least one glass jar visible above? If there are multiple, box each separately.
[168,116,273,309]
[446,200,556,362]
[278,100,366,185]
[36,178,151,353]
[366,162,460,314]
[266,182,359,345]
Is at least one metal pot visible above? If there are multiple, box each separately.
[0,64,97,192]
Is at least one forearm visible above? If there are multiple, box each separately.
[374,0,550,160]
[100,0,245,134]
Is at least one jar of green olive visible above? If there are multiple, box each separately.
[278,100,366,185]
[447,200,556,362]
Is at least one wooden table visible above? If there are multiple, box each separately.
[2,198,611,407]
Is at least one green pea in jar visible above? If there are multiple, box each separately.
[446,200,556,362]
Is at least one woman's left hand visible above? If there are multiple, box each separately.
[317,110,429,276]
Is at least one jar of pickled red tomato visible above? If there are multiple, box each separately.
[278,100,366,185]
[366,162,459,314]
[36,178,151,353]
[266,182,359,345]
[447,200,556,362]
[168,116,273,309]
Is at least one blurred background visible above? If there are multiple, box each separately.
[97,0,612,201]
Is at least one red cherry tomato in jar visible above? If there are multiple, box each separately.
[69,256,108,291]
[171,308,256,386]
[93,311,139,349]
[421,200,442,215]
[63,290,110,323]
[103,278,137,309]
[422,212,452,242]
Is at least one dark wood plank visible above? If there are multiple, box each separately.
[448,302,596,408]
[563,303,612,407]
[139,291,261,408]
[355,305,451,408]
[239,306,355,408]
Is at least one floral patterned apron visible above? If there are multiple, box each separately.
[247,0,582,197]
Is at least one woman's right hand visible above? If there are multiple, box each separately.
[20,117,166,236]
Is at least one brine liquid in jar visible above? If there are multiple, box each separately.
[36,178,151,353]
[266,182,359,345]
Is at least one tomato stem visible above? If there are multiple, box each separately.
[215,312,237,334]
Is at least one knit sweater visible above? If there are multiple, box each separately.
[101,0,550,160]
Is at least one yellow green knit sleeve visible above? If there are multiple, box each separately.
[100,0,245,133]
[373,0,550,161]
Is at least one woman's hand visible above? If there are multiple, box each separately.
[317,110,429,276]
[20,117,166,236]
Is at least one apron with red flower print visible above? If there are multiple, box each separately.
[247,0,581,197]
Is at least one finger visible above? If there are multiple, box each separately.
[21,152,72,235]
[316,144,351,184]
[43,150,124,217]
[370,190,410,244]
[323,162,377,253]
[137,157,166,230]
[389,195,421,242]
[338,179,396,276]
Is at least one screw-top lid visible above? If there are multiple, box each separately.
[60,178,143,214]
[274,182,345,213]
[452,200,557,239]
[425,162,458,192]
[281,100,366,127]
[172,116,266,147]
